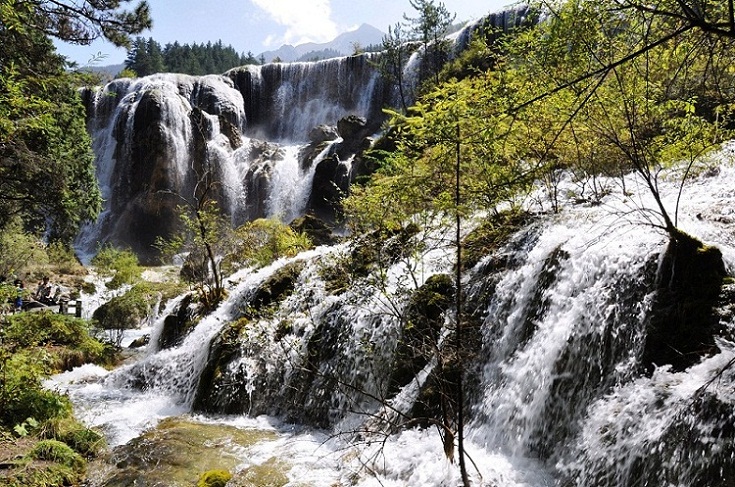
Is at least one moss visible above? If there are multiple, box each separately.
[320,223,421,293]
[104,417,278,487]
[80,280,97,295]
[388,274,455,397]
[247,261,305,316]
[643,230,728,372]
[93,281,186,332]
[197,469,232,487]
[274,319,294,342]
[3,462,83,487]
[289,214,336,246]
[29,440,85,471]
[55,425,105,458]
[461,210,532,270]
[192,318,249,413]
[229,458,289,487]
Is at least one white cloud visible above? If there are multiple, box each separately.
[251,0,339,46]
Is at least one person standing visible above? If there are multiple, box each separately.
[13,279,24,311]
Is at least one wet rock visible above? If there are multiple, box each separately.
[101,418,277,487]
[643,231,728,372]
[248,261,305,314]
[308,124,339,144]
[192,319,250,414]
[128,335,149,349]
[290,214,336,247]
[337,114,369,142]
[306,152,350,221]
[159,294,196,350]
[389,274,455,399]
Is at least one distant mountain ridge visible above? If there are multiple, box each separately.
[258,23,385,63]
[77,24,386,79]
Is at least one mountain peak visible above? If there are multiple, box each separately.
[258,23,385,63]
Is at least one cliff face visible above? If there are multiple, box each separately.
[79,55,390,263]
[79,74,247,262]
[77,7,535,263]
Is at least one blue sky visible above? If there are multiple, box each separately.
[54,0,516,65]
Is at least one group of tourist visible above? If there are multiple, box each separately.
[2,276,61,312]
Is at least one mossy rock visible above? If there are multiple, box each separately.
[55,425,105,458]
[93,281,186,333]
[344,223,422,280]
[128,335,150,348]
[159,293,197,350]
[461,211,532,270]
[103,417,278,487]
[192,318,250,413]
[29,439,85,471]
[290,214,336,246]
[229,458,289,487]
[388,274,455,397]
[643,231,728,372]
[197,469,232,487]
[247,261,305,316]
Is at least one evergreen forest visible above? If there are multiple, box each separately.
[124,37,261,77]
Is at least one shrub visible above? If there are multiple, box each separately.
[0,350,73,428]
[0,313,111,429]
[46,418,106,457]
[46,241,85,275]
[4,313,105,360]
[0,219,48,279]
[224,218,312,271]
[29,439,85,471]
[92,281,186,347]
[91,245,142,289]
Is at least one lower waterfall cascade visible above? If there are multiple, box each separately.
[51,147,735,486]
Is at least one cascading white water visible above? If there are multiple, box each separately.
[79,55,389,259]
[229,55,385,142]
[56,150,735,486]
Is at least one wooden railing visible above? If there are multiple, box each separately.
[58,300,83,318]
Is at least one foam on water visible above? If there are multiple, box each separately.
[58,146,735,485]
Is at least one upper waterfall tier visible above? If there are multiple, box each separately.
[227,54,389,142]
[77,6,535,262]
[78,59,384,262]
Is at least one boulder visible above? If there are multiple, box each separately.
[643,231,728,372]
[308,124,339,144]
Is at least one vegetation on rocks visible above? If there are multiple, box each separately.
[91,245,143,290]
[92,280,187,347]
[0,311,113,487]
[100,417,278,487]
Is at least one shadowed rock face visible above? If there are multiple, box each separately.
[226,55,389,142]
[81,74,248,263]
[80,58,388,262]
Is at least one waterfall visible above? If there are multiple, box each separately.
[65,9,735,484]
[227,54,387,142]
[79,54,388,262]
[54,149,735,485]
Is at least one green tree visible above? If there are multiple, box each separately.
[506,0,733,234]
[0,12,101,240]
[156,199,231,310]
[7,0,151,47]
[0,0,151,240]
[379,22,415,112]
[403,0,455,87]
[124,36,164,76]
